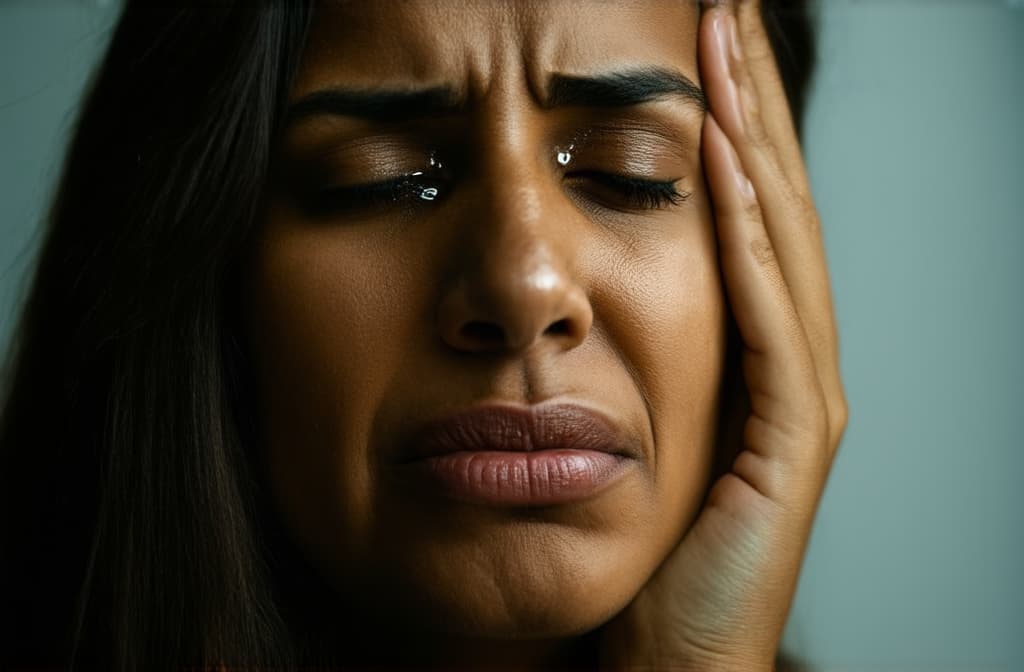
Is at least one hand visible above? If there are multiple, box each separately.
[598,2,848,669]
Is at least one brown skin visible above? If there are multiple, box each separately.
[245,1,847,670]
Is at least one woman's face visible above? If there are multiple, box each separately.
[246,0,725,640]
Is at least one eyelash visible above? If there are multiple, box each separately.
[567,171,690,210]
[308,171,688,215]
[302,175,438,217]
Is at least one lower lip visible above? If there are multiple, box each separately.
[401,449,630,507]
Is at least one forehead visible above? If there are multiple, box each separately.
[294,0,701,99]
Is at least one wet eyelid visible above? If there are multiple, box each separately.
[553,146,686,184]
[570,171,689,195]
[289,148,448,193]
[553,128,693,179]
[560,115,694,146]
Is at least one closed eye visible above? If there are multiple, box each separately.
[566,171,689,211]
[304,173,446,216]
[300,170,687,218]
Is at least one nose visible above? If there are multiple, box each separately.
[436,186,593,356]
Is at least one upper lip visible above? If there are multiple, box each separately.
[397,402,639,464]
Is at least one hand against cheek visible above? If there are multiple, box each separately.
[598,2,848,670]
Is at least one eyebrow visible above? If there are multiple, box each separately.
[286,86,460,124]
[286,67,706,126]
[545,68,707,112]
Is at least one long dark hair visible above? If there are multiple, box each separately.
[0,2,815,670]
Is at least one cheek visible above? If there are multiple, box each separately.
[244,220,424,569]
[590,205,727,537]
[244,196,728,633]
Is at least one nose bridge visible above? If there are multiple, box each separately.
[437,122,593,355]
[468,73,571,277]
[478,178,563,289]
[472,186,570,324]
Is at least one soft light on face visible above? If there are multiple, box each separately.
[245,0,727,641]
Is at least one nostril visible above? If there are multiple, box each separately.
[544,319,570,336]
[460,321,505,345]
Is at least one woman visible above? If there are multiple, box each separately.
[0,1,846,670]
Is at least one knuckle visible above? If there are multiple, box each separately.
[742,107,773,150]
[776,178,822,235]
[811,405,833,470]
[802,206,822,239]
[781,393,831,467]
[809,386,831,436]
[828,395,850,447]
[748,236,776,268]
[745,39,778,73]
[735,80,772,151]
[742,196,763,223]
[785,184,814,217]
[737,0,766,31]
[797,192,821,228]
[796,366,831,437]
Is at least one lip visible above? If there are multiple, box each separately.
[394,403,639,507]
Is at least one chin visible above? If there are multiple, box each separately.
[360,523,660,640]
[391,577,641,641]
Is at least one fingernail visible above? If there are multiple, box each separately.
[710,117,752,201]
[734,161,755,201]
[721,129,755,201]
[727,13,744,64]
[712,12,744,132]
[711,10,730,59]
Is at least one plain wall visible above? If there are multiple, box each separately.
[780,1,1023,669]
[1,1,1021,670]
[0,0,119,342]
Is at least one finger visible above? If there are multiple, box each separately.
[700,6,847,449]
[703,114,826,459]
[738,0,810,185]
[700,0,808,191]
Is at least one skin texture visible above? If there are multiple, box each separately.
[245,1,847,669]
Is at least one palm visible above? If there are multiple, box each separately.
[599,3,847,669]
[602,375,830,669]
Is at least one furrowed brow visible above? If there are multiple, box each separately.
[544,68,707,112]
[286,86,462,125]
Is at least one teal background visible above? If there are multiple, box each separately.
[784,2,1023,670]
[1,1,1021,669]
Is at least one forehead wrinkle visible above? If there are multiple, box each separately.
[516,5,570,110]
[520,1,701,108]
[299,1,475,97]
[461,2,573,110]
[299,0,701,110]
